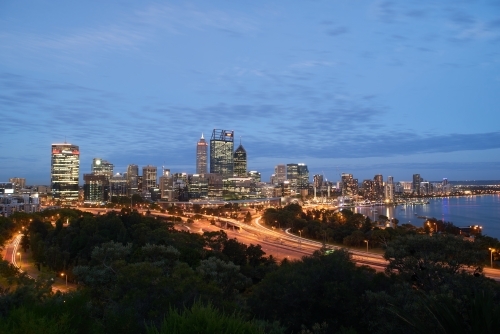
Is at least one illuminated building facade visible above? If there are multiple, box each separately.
[341,173,358,197]
[51,143,80,203]
[83,174,107,203]
[127,164,139,195]
[413,174,422,195]
[210,129,234,179]
[374,174,384,200]
[196,134,208,174]
[142,165,158,192]
[233,143,247,177]
[286,163,299,190]
[297,163,309,190]
[92,158,114,179]
[274,164,286,185]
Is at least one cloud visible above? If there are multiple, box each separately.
[326,26,349,36]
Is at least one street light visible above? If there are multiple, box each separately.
[489,248,496,268]
[61,272,67,286]
[298,230,303,249]
[364,240,369,252]
[17,252,21,268]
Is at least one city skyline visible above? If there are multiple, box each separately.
[1,1,499,184]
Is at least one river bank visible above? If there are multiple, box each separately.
[354,194,500,239]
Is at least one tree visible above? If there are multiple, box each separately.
[146,301,274,334]
[248,250,377,333]
[20,234,30,253]
[384,234,485,291]
[244,212,252,223]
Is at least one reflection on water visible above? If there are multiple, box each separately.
[353,194,500,239]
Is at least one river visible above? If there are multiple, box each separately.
[354,194,500,239]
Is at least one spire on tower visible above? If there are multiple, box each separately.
[201,133,204,139]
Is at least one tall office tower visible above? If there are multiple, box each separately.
[210,129,234,179]
[142,165,157,191]
[373,174,384,200]
[233,142,247,177]
[83,174,107,203]
[159,169,173,201]
[196,133,208,174]
[286,163,299,190]
[297,163,309,190]
[127,164,139,195]
[275,164,286,184]
[91,158,114,179]
[9,178,26,193]
[413,174,422,195]
[51,143,80,203]
[341,173,358,197]
[385,176,394,202]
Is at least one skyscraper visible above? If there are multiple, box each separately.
[51,143,80,203]
[196,133,208,174]
[385,176,394,202]
[374,174,384,200]
[233,141,247,177]
[142,165,157,192]
[297,163,309,190]
[413,174,422,195]
[286,163,299,190]
[91,158,114,179]
[275,164,286,185]
[210,129,234,179]
[127,164,139,195]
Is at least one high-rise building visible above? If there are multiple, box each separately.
[385,176,394,202]
[373,174,384,200]
[362,179,375,199]
[159,169,174,201]
[233,142,247,177]
[91,158,113,179]
[142,165,157,192]
[274,164,286,185]
[297,163,309,190]
[341,173,358,197]
[83,174,107,203]
[413,174,422,195]
[196,133,208,174]
[286,164,299,190]
[210,129,234,179]
[127,164,139,195]
[51,143,80,203]
[109,173,128,197]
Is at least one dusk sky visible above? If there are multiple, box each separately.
[1,1,499,185]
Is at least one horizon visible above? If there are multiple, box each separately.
[1,1,499,184]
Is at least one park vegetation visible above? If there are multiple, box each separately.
[0,204,500,333]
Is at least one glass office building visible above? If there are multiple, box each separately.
[51,143,80,203]
[210,129,234,179]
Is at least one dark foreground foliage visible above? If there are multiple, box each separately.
[1,208,500,333]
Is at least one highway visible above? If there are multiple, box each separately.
[72,207,500,280]
[3,234,72,292]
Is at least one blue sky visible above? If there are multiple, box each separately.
[1,0,499,185]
